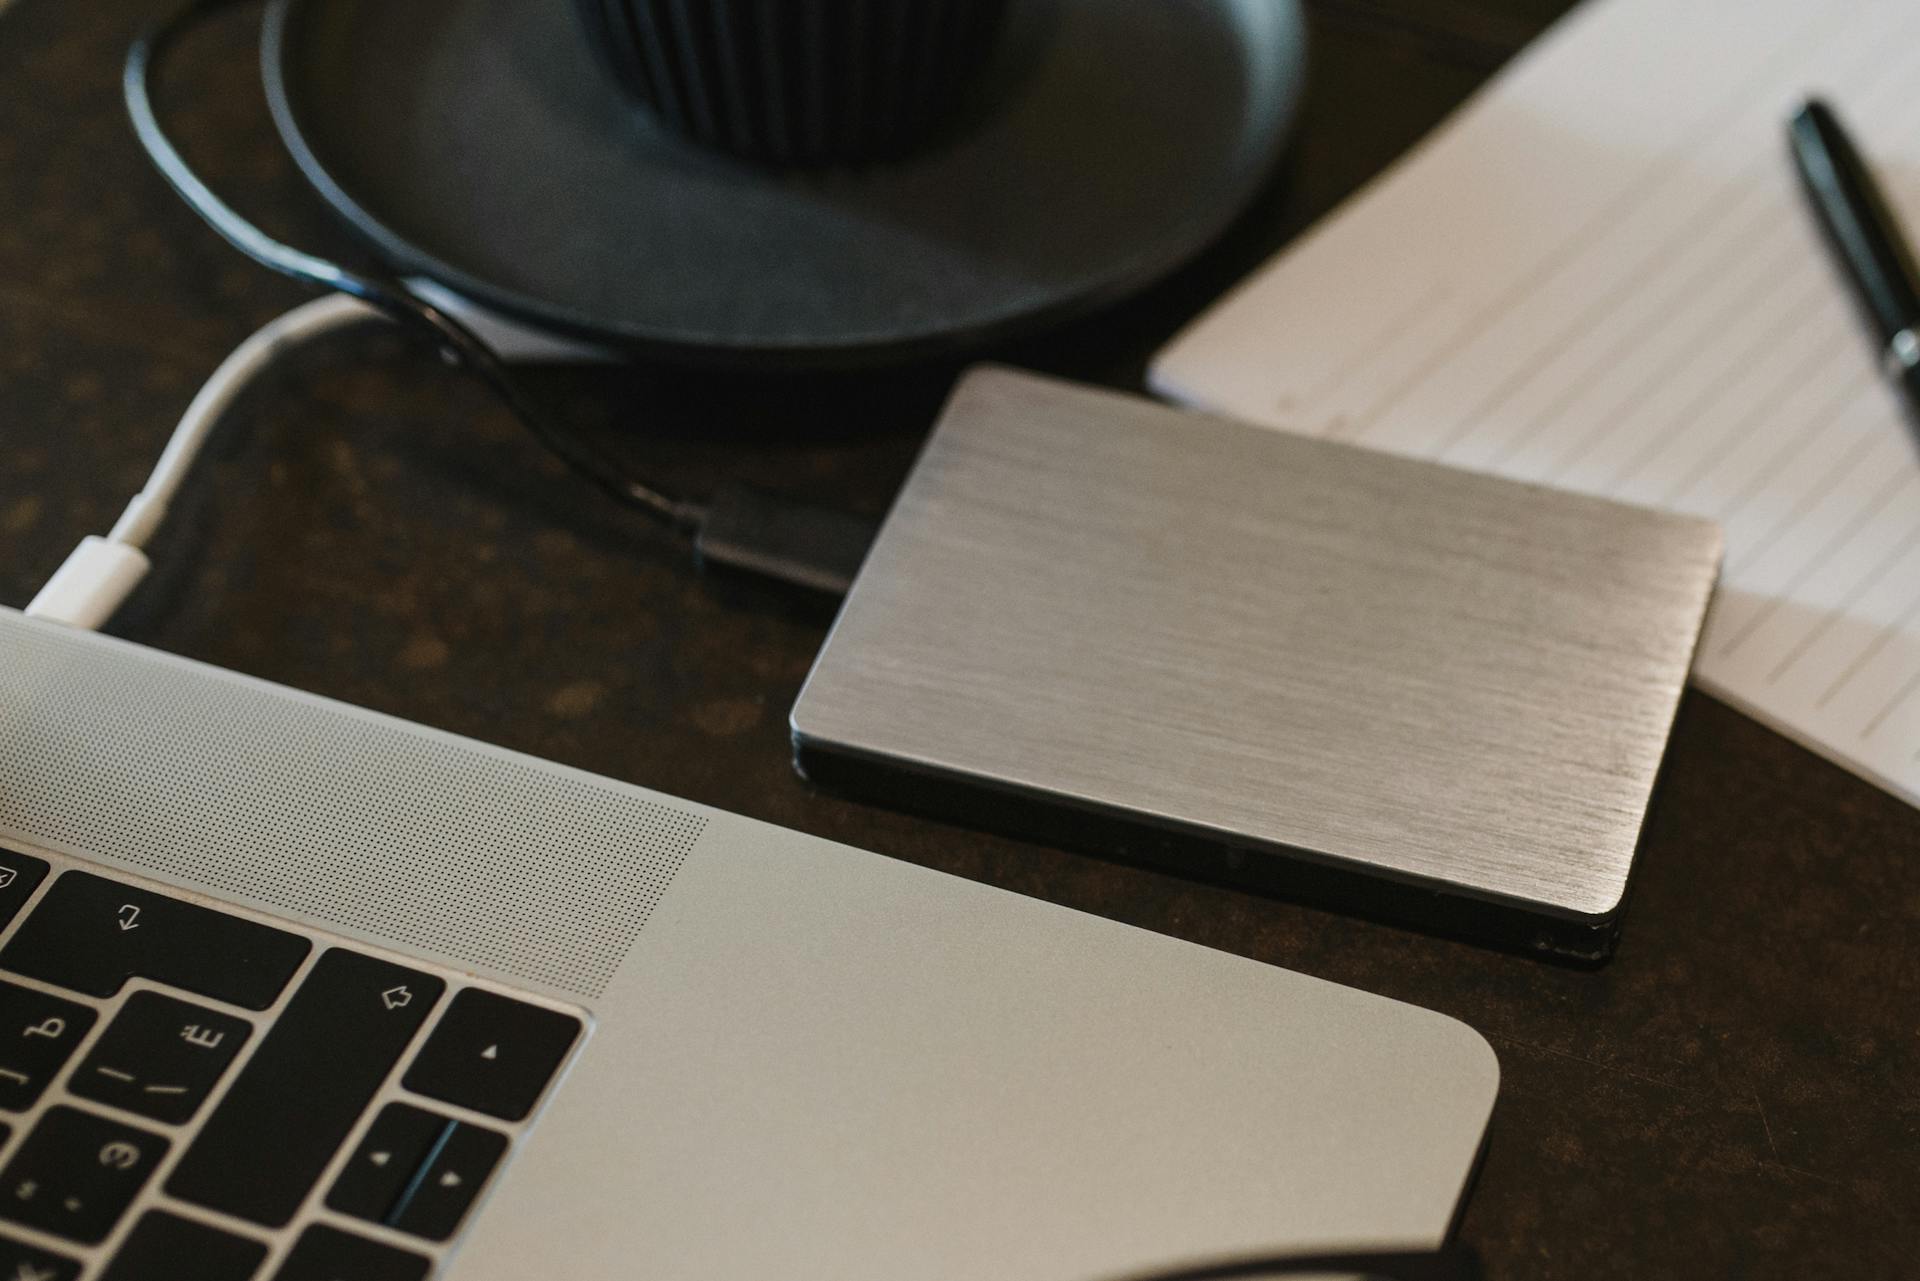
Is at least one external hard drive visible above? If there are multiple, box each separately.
[791,367,1722,960]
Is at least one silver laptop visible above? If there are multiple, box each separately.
[0,607,1496,1281]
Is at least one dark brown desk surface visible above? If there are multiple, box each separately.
[3,1,1916,1275]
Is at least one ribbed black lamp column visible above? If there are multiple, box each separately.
[577,0,1011,165]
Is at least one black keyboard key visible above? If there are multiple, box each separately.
[0,1230,80,1281]
[271,1224,429,1281]
[0,874,309,1010]
[98,1211,266,1281]
[0,1106,167,1244]
[325,1103,446,1224]
[0,850,49,934]
[391,1117,506,1241]
[0,982,96,1111]
[168,949,443,1226]
[69,993,250,1124]
[403,988,581,1120]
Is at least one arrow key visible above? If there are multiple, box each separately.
[271,1224,427,1281]
[325,1104,446,1224]
[390,1120,506,1242]
[402,988,581,1121]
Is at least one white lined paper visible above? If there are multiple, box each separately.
[1153,0,1920,806]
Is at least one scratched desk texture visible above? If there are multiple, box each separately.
[2,1,1916,1276]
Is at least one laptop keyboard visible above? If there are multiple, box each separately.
[0,844,586,1280]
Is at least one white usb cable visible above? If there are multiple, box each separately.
[26,293,383,629]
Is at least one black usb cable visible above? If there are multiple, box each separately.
[119,0,875,607]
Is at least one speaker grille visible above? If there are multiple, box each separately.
[0,617,704,998]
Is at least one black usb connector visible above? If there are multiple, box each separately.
[692,484,880,598]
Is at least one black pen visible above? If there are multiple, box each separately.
[1788,98,1920,423]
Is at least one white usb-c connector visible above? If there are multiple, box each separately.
[25,293,381,629]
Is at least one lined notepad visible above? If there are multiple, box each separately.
[1152,0,1920,808]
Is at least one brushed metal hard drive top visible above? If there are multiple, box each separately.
[792,367,1722,953]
